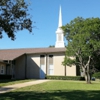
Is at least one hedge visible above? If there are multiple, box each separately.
[92,72,100,79]
[0,75,12,79]
[46,75,85,81]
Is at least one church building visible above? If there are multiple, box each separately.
[0,6,77,79]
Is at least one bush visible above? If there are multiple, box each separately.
[92,72,100,79]
[46,75,85,81]
[0,75,12,79]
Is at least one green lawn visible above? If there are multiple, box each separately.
[0,80,100,100]
[0,79,35,87]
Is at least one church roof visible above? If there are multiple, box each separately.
[0,48,66,60]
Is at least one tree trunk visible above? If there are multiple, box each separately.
[82,67,87,82]
[82,66,91,84]
[87,65,91,84]
[84,73,87,82]
[84,56,91,84]
[78,55,91,84]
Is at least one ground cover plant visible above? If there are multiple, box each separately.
[0,79,35,87]
[0,80,100,100]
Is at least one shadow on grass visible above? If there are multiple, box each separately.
[0,90,100,100]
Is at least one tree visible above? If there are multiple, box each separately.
[0,0,32,40]
[90,50,100,73]
[62,17,100,83]
[49,45,55,48]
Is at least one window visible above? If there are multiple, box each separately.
[40,55,45,65]
[49,55,53,64]
[48,65,54,75]
[40,55,46,78]
[48,55,54,75]
[0,66,4,74]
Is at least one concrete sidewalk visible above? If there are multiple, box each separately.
[0,80,50,94]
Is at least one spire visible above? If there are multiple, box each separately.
[58,5,62,27]
[55,5,65,48]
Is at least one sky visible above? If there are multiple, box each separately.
[0,0,100,49]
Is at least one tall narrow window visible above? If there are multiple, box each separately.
[0,66,4,74]
[40,55,45,65]
[49,55,53,64]
[48,55,54,75]
[40,55,45,79]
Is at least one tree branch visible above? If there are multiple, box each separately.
[85,56,91,68]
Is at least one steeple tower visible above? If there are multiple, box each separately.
[55,6,65,48]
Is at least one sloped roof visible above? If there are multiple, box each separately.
[0,48,66,60]
[0,60,4,63]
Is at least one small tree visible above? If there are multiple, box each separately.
[62,17,100,83]
[0,0,33,40]
[49,45,55,48]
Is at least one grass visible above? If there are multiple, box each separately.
[0,79,35,87]
[0,80,100,100]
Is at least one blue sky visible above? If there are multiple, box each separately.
[0,0,100,49]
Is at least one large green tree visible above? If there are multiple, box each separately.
[0,0,32,40]
[62,17,100,83]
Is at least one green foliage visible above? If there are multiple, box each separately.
[46,75,85,80]
[0,0,32,40]
[62,55,75,66]
[62,17,100,83]
[49,45,55,48]
[62,17,100,70]
[92,72,100,79]
[90,50,100,73]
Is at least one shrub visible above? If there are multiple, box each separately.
[92,72,100,79]
[0,75,12,79]
[46,75,85,81]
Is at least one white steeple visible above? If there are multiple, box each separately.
[55,6,65,48]
[58,6,62,27]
